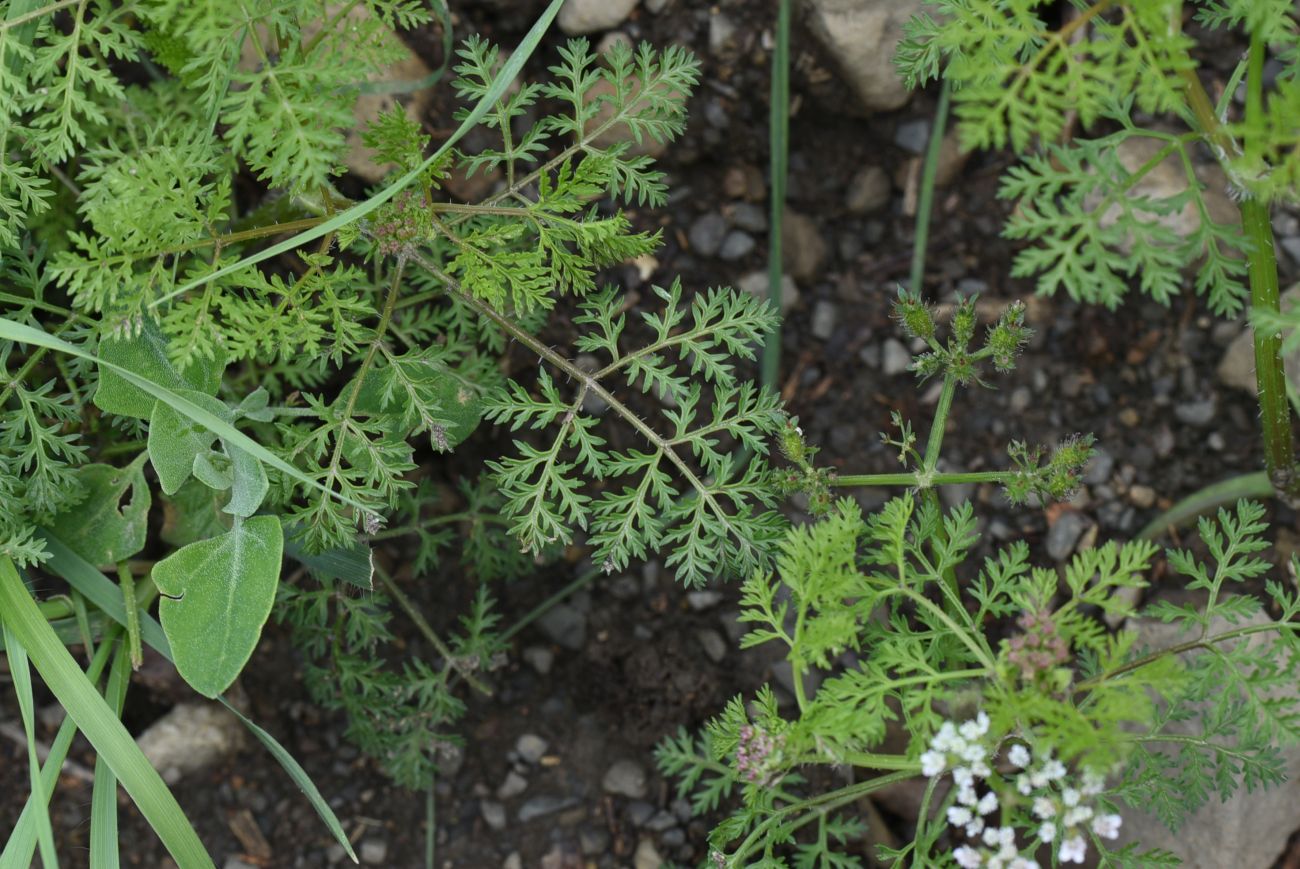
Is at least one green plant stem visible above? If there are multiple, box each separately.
[1075,620,1300,693]
[501,565,603,643]
[761,0,790,391]
[832,470,1010,488]
[921,374,958,475]
[1178,39,1298,502]
[910,78,951,293]
[880,585,994,671]
[373,565,492,696]
[909,774,943,869]
[365,511,510,542]
[0,0,77,30]
[116,561,142,670]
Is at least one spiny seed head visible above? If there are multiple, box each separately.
[986,301,1031,372]
[952,295,978,346]
[894,287,936,341]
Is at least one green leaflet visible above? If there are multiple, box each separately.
[94,318,223,419]
[153,515,284,698]
[148,391,224,494]
[46,462,150,566]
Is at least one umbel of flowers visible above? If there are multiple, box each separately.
[921,714,1123,867]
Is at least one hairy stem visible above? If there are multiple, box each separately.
[374,565,492,696]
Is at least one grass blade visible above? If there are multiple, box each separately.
[90,644,131,869]
[2,621,60,869]
[1,628,118,868]
[0,558,214,869]
[761,0,791,390]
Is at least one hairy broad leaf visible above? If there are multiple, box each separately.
[148,392,224,494]
[46,462,150,566]
[94,319,223,419]
[153,515,284,697]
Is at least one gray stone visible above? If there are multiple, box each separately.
[515,733,549,764]
[503,853,523,869]
[1009,386,1031,413]
[781,210,829,282]
[1084,448,1114,486]
[738,270,799,313]
[645,0,670,10]
[708,10,738,55]
[634,839,664,869]
[1046,511,1090,561]
[579,826,611,855]
[845,165,891,213]
[1218,284,1300,394]
[719,230,756,261]
[730,202,767,232]
[804,0,925,112]
[894,119,930,154]
[811,301,837,340]
[496,770,528,800]
[644,810,678,832]
[558,0,638,34]
[137,702,245,785]
[537,602,587,651]
[1128,485,1156,509]
[518,794,579,822]
[1115,609,1300,867]
[689,213,728,257]
[480,800,507,831]
[882,338,913,376]
[602,759,649,799]
[522,645,554,675]
[1098,137,1238,248]
[1174,399,1216,428]
[626,800,656,826]
[359,839,388,865]
[696,628,728,663]
[1281,235,1300,264]
[687,590,723,610]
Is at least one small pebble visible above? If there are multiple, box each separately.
[688,213,728,257]
[811,301,837,340]
[1084,448,1114,485]
[522,645,554,675]
[687,590,723,610]
[480,800,507,831]
[1118,408,1140,427]
[882,339,912,376]
[719,230,756,261]
[515,733,549,764]
[730,202,767,232]
[845,165,891,213]
[635,839,664,869]
[1174,399,1216,427]
[537,603,587,651]
[503,853,523,869]
[518,795,578,822]
[1128,485,1156,509]
[359,839,387,866]
[645,810,678,832]
[894,119,931,154]
[626,800,655,827]
[696,628,728,663]
[497,770,528,800]
[1046,512,1090,561]
[603,759,649,799]
[579,826,611,855]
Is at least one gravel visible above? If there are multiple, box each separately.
[1174,399,1216,427]
[515,734,549,764]
[518,795,579,822]
[602,759,649,799]
[719,230,756,260]
[480,800,508,831]
[1046,511,1090,561]
[688,213,728,257]
[522,645,554,675]
[811,301,837,340]
[359,839,388,865]
[882,339,913,376]
[845,165,891,213]
[696,628,728,663]
[497,770,528,800]
[537,603,587,651]
[730,202,767,232]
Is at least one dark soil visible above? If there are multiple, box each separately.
[4,1,1300,867]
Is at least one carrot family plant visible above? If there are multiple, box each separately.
[653,1,1300,867]
[0,0,792,862]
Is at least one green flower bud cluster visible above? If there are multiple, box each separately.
[890,288,1033,385]
[1004,434,1096,505]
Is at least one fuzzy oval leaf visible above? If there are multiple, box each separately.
[46,463,151,566]
[148,391,227,494]
[153,516,284,698]
[225,444,269,518]
[94,318,224,419]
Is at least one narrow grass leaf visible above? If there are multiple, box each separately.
[2,622,59,869]
[90,645,131,869]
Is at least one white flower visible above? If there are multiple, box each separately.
[1037,823,1056,844]
[1059,835,1088,863]
[983,826,1003,847]
[1008,744,1031,768]
[960,712,990,741]
[1010,860,1040,869]
[969,759,992,778]
[962,743,988,764]
[953,766,975,788]
[966,817,986,837]
[976,791,999,816]
[1061,788,1080,807]
[954,845,983,868]
[948,806,973,827]
[934,722,960,752]
[1092,813,1122,839]
[1031,797,1056,819]
[958,784,979,806]
[1016,774,1033,796]
[921,750,947,777]
[987,858,1004,869]
[1042,760,1066,782]
[1063,806,1093,827]
[1081,769,1106,796]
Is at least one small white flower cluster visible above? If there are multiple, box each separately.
[923,715,1038,869]
[1016,762,1121,864]
[921,716,1123,868]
